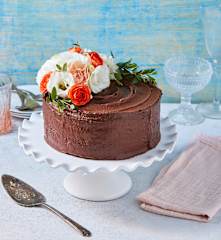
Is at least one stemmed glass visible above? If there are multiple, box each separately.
[197,5,221,119]
[164,56,213,125]
[0,74,12,134]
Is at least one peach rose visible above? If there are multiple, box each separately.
[69,61,94,84]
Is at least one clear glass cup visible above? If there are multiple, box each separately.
[0,74,12,134]
[197,5,221,119]
[164,56,213,125]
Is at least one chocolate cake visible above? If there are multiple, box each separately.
[43,81,162,160]
[37,45,161,160]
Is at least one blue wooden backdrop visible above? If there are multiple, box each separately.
[0,0,220,102]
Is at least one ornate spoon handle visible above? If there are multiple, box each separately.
[41,203,91,237]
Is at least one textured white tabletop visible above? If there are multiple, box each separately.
[0,104,221,240]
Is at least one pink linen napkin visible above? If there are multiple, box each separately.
[137,135,221,222]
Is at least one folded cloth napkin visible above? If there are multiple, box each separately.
[137,135,221,222]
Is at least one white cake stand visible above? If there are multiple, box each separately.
[18,113,177,201]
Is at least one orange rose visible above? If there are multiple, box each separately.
[88,52,103,68]
[68,84,92,106]
[68,46,83,54]
[40,72,52,93]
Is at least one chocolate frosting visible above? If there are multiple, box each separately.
[43,82,162,160]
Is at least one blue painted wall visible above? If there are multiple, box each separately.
[0,0,220,102]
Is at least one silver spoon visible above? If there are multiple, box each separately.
[2,175,91,237]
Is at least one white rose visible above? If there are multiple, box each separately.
[88,64,110,94]
[47,71,75,98]
[100,54,118,79]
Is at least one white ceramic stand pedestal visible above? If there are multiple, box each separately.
[18,113,177,201]
[64,169,132,201]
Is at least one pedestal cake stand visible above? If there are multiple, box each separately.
[18,113,177,201]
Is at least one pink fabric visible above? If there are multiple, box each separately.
[137,135,221,222]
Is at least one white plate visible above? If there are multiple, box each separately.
[12,112,31,119]
[11,84,42,117]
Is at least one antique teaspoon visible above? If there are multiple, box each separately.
[2,175,91,237]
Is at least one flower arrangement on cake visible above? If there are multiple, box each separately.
[37,43,157,111]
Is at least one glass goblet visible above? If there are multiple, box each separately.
[0,74,12,134]
[197,5,221,119]
[164,56,213,125]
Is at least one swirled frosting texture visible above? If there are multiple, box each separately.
[43,82,162,160]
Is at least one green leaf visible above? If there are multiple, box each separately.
[58,99,65,108]
[151,71,157,75]
[63,63,67,71]
[110,50,115,58]
[115,78,123,86]
[63,98,72,103]
[148,76,157,86]
[136,75,143,82]
[70,104,76,110]
[141,69,156,74]
[73,42,80,47]
[116,62,124,68]
[132,67,138,72]
[114,71,123,86]
[126,63,137,69]
[51,87,57,101]
[70,104,78,111]
[117,59,132,68]
[56,64,62,71]
[114,70,123,80]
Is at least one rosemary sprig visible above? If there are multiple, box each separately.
[46,87,78,112]
[114,59,157,87]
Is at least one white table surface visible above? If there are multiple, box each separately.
[0,104,221,240]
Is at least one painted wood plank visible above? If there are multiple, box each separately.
[0,0,220,102]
